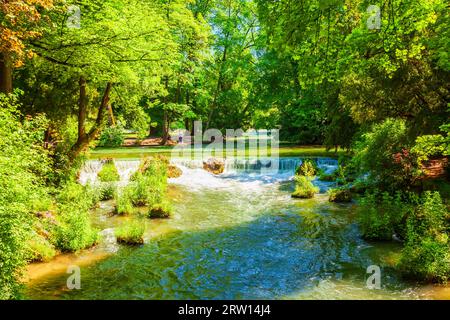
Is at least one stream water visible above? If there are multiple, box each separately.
[25,158,449,299]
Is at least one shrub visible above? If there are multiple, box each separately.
[148,201,172,219]
[128,157,168,207]
[352,118,419,190]
[99,183,116,201]
[98,126,125,148]
[114,189,135,215]
[52,183,99,252]
[328,188,352,203]
[295,159,318,177]
[115,220,145,245]
[0,94,51,299]
[357,192,412,241]
[26,233,56,262]
[292,176,319,199]
[399,192,450,282]
[97,162,120,182]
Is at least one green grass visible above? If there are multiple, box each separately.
[90,145,345,159]
[115,220,145,245]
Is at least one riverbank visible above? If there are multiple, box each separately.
[90,145,346,159]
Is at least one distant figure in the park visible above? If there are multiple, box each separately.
[178,133,183,144]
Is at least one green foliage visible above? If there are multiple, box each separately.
[352,119,419,190]
[148,201,172,219]
[26,233,56,263]
[328,188,352,203]
[0,94,51,299]
[399,192,450,282]
[115,220,145,245]
[357,192,414,241]
[292,176,319,199]
[295,160,318,177]
[52,183,99,252]
[114,189,135,216]
[412,135,447,165]
[97,162,120,182]
[99,183,116,201]
[98,127,125,148]
[116,157,170,216]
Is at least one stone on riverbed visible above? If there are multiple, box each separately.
[203,158,225,175]
[328,189,352,203]
[168,165,183,178]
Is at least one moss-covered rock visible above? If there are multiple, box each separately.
[203,158,225,175]
[168,165,182,178]
[328,189,352,203]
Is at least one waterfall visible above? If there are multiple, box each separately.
[78,157,338,185]
[78,160,103,185]
[78,160,140,185]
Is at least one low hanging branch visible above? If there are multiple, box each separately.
[69,76,113,161]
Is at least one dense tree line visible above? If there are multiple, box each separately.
[0,0,449,298]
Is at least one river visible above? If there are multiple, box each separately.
[25,158,450,299]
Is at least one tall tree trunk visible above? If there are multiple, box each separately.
[206,45,227,130]
[0,52,13,94]
[161,76,170,145]
[69,78,112,161]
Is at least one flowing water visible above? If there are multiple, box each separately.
[25,158,449,300]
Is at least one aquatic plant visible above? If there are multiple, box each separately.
[115,220,145,245]
[97,162,120,182]
[292,176,319,199]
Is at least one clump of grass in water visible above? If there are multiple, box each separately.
[114,156,172,218]
[292,176,319,199]
[115,220,145,245]
[97,160,120,182]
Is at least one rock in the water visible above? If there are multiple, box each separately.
[203,158,225,175]
[168,165,182,178]
[328,189,352,203]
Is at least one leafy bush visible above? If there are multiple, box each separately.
[352,118,419,190]
[399,192,450,282]
[98,126,125,148]
[26,233,56,262]
[99,183,116,201]
[128,157,168,207]
[292,176,319,199]
[114,189,135,215]
[148,201,172,219]
[97,161,120,182]
[295,159,318,177]
[357,192,413,240]
[0,94,51,299]
[115,220,145,245]
[52,183,99,252]
[328,188,352,203]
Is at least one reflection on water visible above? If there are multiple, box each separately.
[26,158,448,300]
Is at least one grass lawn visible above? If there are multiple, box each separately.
[90,145,346,159]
